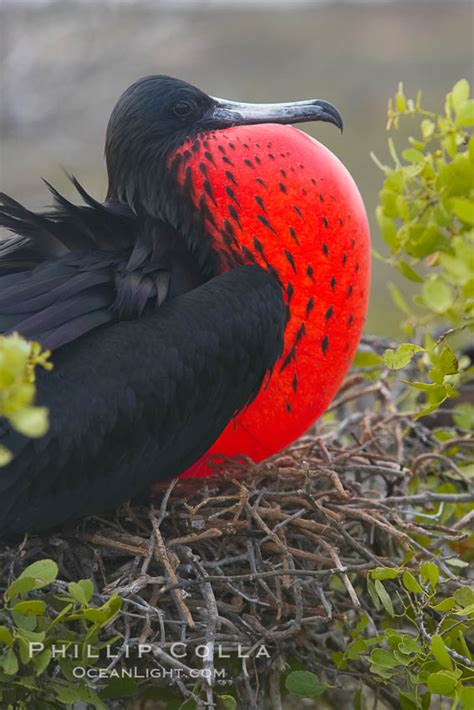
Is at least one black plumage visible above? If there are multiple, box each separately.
[0,76,289,538]
[1,265,285,537]
[0,179,205,349]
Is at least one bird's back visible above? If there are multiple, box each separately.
[0,178,205,350]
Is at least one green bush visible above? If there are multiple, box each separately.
[373,79,473,333]
[0,560,121,709]
[335,564,474,709]
[368,80,474,420]
[0,333,51,465]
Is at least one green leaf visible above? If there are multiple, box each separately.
[353,686,363,710]
[6,576,37,600]
[353,614,369,636]
[398,636,421,655]
[430,634,453,671]
[100,594,122,619]
[402,572,423,594]
[405,224,447,259]
[0,445,12,467]
[217,696,237,710]
[346,639,369,660]
[395,195,411,222]
[370,567,400,580]
[445,557,469,568]
[83,609,108,625]
[396,83,407,113]
[399,691,423,710]
[1,648,18,675]
[376,207,399,251]
[9,405,49,438]
[453,586,474,607]
[402,380,444,392]
[0,627,13,646]
[369,649,398,668]
[402,148,425,164]
[12,600,46,616]
[431,598,456,612]
[426,670,458,696]
[353,351,383,368]
[451,197,474,226]
[452,79,470,112]
[369,664,394,679]
[432,344,459,376]
[374,579,395,617]
[389,282,411,315]
[428,368,445,385]
[18,636,32,665]
[442,133,458,159]
[397,260,423,283]
[285,670,330,698]
[421,119,435,140]
[53,684,88,704]
[460,686,474,710]
[32,648,52,676]
[420,561,439,589]
[456,99,474,126]
[79,579,94,604]
[383,344,425,370]
[388,137,401,166]
[380,189,399,218]
[422,279,453,313]
[16,628,45,644]
[469,134,474,163]
[82,595,121,626]
[12,611,36,632]
[68,579,94,606]
[17,559,58,590]
[462,278,474,299]
[367,578,381,610]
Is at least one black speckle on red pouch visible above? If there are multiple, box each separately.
[257,214,278,236]
[306,296,315,318]
[284,250,297,273]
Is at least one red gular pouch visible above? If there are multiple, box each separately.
[172,124,370,475]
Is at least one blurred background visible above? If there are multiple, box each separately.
[0,0,472,335]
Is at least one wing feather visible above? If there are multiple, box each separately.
[0,265,285,537]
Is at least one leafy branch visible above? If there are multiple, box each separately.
[0,333,51,465]
[363,80,474,422]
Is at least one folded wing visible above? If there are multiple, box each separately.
[0,265,285,538]
[0,180,203,349]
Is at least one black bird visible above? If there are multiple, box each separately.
[0,75,344,538]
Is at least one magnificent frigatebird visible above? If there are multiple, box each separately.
[0,76,370,538]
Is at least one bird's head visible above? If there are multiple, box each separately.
[105,75,342,209]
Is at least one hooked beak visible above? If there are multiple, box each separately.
[204,96,343,133]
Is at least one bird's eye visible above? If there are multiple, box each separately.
[173,100,196,118]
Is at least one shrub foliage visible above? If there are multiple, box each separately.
[0,333,51,465]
